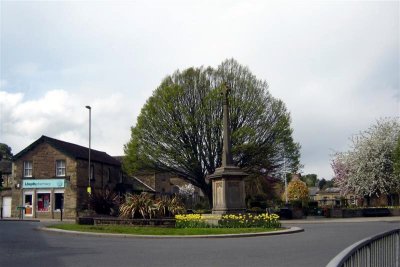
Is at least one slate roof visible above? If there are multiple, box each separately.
[131,176,156,192]
[112,156,156,192]
[308,186,319,196]
[13,135,121,166]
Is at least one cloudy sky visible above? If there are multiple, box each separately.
[0,1,398,180]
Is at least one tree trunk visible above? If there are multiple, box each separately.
[200,183,213,209]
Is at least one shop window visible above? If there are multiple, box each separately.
[54,193,64,211]
[24,161,33,177]
[56,160,66,177]
[37,193,51,212]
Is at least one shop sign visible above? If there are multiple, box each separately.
[22,179,65,189]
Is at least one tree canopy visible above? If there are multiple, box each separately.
[284,178,309,203]
[0,143,13,190]
[332,118,400,197]
[124,59,301,204]
[301,174,318,187]
[0,143,13,160]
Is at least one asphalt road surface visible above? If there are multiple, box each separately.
[0,220,398,267]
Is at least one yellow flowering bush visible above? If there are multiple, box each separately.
[219,213,280,228]
[284,179,309,203]
[175,213,281,228]
[175,214,211,228]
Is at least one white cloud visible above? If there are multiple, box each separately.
[0,89,133,156]
[1,1,398,179]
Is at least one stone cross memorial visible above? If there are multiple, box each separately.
[209,83,247,214]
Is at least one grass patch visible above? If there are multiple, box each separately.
[48,224,283,235]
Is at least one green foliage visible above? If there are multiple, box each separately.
[49,224,278,235]
[0,143,13,190]
[119,193,185,219]
[284,179,309,204]
[301,174,318,187]
[317,178,334,190]
[0,143,12,160]
[175,213,281,229]
[124,59,301,204]
[219,213,281,228]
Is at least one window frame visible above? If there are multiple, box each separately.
[56,160,66,177]
[37,191,51,212]
[23,161,33,177]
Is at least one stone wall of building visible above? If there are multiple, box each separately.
[154,172,172,193]
[75,159,121,212]
[11,142,122,219]
[11,143,78,218]
[134,173,156,191]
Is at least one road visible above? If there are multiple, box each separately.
[0,219,398,267]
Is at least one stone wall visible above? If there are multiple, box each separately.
[134,173,156,191]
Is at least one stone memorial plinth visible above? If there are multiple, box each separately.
[209,83,247,214]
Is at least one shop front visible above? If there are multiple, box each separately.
[21,179,65,219]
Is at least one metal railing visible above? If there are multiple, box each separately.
[326,228,400,267]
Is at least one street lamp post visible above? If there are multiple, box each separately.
[85,106,91,198]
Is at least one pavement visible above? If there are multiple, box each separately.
[281,215,400,224]
[1,219,398,267]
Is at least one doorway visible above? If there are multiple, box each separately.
[24,193,33,216]
[2,197,12,218]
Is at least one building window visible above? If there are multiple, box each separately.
[37,193,51,212]
[24,161,33,177]
[54,193,64,211]
[56,160,66,177]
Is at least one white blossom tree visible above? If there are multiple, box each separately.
[332,118,400,198]
[178,184,195,198]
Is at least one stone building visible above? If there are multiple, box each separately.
[11,135,124,219]
[0,159,12,217]
[133,170,204,208]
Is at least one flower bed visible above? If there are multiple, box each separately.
[77,217,176,227]
[175,213,281,229]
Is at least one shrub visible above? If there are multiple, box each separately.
[283,179,309,206]
[175,213,281,229]
[89,189,120,216]
[219,213,281,228]
[119,193,185,219]
[175,214,213,228]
